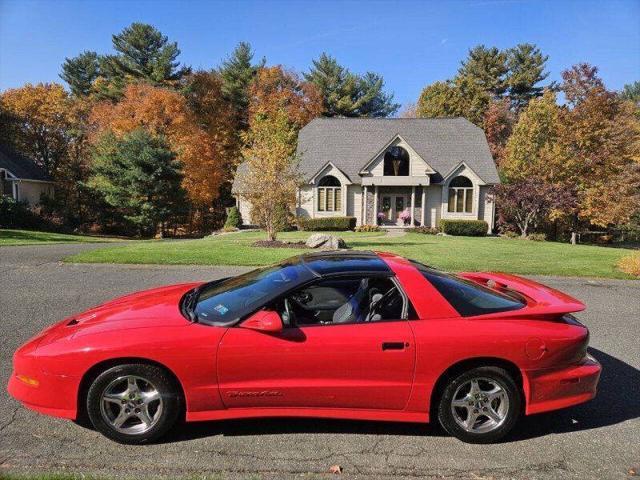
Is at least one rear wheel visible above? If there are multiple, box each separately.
[86,364,181,444]
[438,366,521,443]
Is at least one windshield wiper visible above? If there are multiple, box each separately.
[182,288,200,323]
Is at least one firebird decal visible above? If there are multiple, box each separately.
[227,390,283,397]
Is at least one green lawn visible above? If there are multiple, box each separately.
[65,230,637,279]
[0,229,122,246]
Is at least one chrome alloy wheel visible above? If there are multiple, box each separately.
[99,375,163,434]
[450,377,510,433]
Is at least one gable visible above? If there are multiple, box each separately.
[308,161,353,185]
[359,134,436,177]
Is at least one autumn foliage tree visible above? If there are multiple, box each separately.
[501,65,640,239]
[0,83,77,177]
[493,178,575,237]
[241,67,322,240]
[89,82,234,211]
[0,83,95,224]
[483,99,515,166]
[552,64,640,229]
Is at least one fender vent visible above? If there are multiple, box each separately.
[66,318,79,326]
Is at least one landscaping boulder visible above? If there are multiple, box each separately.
[306,233,347,250]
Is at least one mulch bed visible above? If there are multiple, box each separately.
[252,240,310,249]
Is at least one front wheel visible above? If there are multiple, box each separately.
[86,364,182,444]
[438,366,521,444]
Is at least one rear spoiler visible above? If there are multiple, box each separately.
[460,272,585,319]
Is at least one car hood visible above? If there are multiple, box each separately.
[38,283,204,345]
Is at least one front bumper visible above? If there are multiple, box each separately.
[7,337,79,420]
[525,355,602,415]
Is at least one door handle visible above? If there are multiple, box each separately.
[382,341,407,351]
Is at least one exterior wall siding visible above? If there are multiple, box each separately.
[237,196,253,225]
[425,186,442,228]
[296,185,314,219]
[347,185,362,223]
[16,181,53,206]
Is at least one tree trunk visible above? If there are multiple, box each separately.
[571,231,577,245]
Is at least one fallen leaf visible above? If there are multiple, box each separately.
[329,464,343,474]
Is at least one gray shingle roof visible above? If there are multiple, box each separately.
[232,117,499,192]
[0,145,52,181]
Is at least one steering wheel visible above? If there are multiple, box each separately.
[289,291,312,308]
[364,286,397,322]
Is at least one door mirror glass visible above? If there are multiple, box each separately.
[241,310,283,333]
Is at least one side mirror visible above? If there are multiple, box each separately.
[241,310,283,333]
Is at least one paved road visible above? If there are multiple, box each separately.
[1,244,639,479]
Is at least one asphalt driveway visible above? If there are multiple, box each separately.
[0,244,638,479]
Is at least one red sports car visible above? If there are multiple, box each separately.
[8,251,601,444]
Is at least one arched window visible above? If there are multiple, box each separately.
[383,146,409,176]
[317,175,342,212]
[447,176,474,213]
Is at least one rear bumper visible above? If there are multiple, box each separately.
[525,355,601,415]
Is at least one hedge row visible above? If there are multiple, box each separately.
[297,216,357,231]
[439,219,488,236]
[0,196,46,229]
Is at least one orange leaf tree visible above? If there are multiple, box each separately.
[90,82,234,209]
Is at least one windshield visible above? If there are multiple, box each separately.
[411,261,524,317]
[193,260,316,326]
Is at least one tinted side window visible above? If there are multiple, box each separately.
[413,263,524,317]
[277,276,405,326]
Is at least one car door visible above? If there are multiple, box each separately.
[216,275,416,411]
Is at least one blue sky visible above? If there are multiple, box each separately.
[0,0,638,110]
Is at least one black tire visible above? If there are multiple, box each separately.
[437,366,521,444]
[86,363,182,444]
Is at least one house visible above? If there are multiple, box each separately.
[0,145,54,206]
[233,117,499,231]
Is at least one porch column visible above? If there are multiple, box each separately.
[410,186,415,227]
[421,187,427,226]
[363,186,368,225]
[373,185,378,223]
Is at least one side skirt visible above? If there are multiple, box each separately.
[187,407,429,424]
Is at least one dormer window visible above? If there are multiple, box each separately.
[317,175,341,212]
[383,146,409,176]
[448,176,473,213]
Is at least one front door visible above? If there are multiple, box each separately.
[217,276,416,411]
[380,194,408,225]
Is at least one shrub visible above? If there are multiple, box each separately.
[527,233,547,242]
[297,216,357,231]
[414,226,438,235]
[618,253,640,277]
[355,224,381,232]
[224,206,242,229]
[501,231,520,239]
[439,219,488,236]
[0,196,45,229]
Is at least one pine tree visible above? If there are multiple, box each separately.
[89,129,185,236]
[457,45,508,97]
[96,23,191,100]
[219,42,264,130]
[305,53,399,117]
[60,51,100,96]
[620,81,640,103]
[505,44,549,110]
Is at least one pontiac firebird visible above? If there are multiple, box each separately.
[8,251,601,444]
